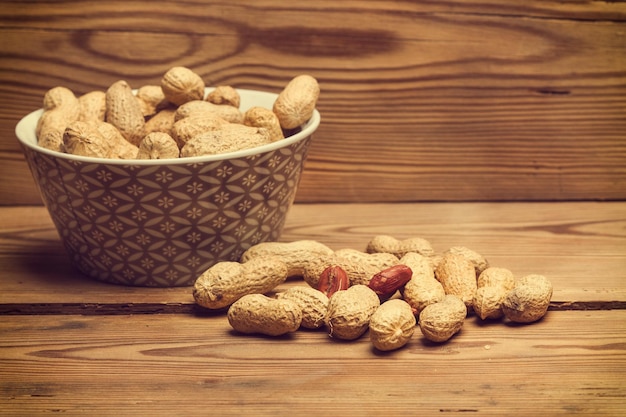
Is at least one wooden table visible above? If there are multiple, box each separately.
[1,202,624,416]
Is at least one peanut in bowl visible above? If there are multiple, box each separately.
[15,88,320,287]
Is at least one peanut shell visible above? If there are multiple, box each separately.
[227,294,302,336]
[144,108,177,136]
[105,80,145,146]
[137,132,179,159]
[78,90,106,122]
[135,84,169,117]
[206,85,240,108]
[43,86,78,111]
[325,284,380,340]
[37,129,64,152]
[170,114,228,148]
[95,121,139,159]
[444,246,490,277]
[180,124,272,157]
[418,294,467,343]
[369,299,416,351]
[175,99,244,124]
[277,286,329,329]
[272,74,319,129]
[366,235,435,258]
[473,267,516,320]
[244,106,284,142]
[399,252,445,315]
[37,87,80,148]
[63,120,115,158]
[434,252,478,309]
[502,274,553,323]
[192,257,289,310]
[241,240,334,278]
[161,66,205,106]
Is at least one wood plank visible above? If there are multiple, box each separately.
[1,1,625,204]
[0,311,624,416]
[0,202,624,311]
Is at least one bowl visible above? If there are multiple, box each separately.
[16,88,320,287]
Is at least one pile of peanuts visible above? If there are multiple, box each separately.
[193,236,553,351]
[35,67,320,159]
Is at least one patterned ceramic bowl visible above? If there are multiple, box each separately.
[16,89,320,287]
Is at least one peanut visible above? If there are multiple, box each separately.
[227,294,302,336]
[366,235,435,258]
[276,286,329,329]
[399,252,445,315]
[369,299,416,351]
[317,265,350,298]
[502,274,553,323]
[243,106,284,142]
[36,86,80,152]
[43,86,78,111]
[427,253,444,272]
[95,121,139,159]
[272,74,320,129]
[418,294,467,342]
[325,284,380,340]
[35,70,316,160]
[175,99,244,124]
[302,250,399,289]
[144,108,177,136]
[367,264,413,301]
[444,246,490,277]
[206,85,240,108]
[434,252,477,309]
[473,267,516,320]
[160,66,205,106]
[35,107,68,138]
[170,114,228,148]
[136,132,179,159]
[192,257,288,310]
[63,120,115,158]
[180,124,272,157]
[105,80,145,146]
[37,128,65,153]
[332,248,400,286]
[135,84,169,117]
[187,238,551,347]
[240,240,334,278]
[78,90,106,122]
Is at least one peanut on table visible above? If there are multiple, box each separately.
[192,236,553,352]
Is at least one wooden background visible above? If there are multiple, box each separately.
[1,1,625,204]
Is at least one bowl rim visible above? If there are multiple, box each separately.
[15,87,320,166]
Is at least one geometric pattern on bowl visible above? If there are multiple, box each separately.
[20,137,311,287]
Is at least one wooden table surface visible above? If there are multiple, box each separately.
[1,202,625,416]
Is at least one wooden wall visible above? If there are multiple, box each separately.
[1,1,625,204]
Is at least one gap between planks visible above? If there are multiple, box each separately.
[1,300,625,315]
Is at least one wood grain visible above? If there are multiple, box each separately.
[1,202,624,310]
[0,200,624,415]
[1,311,625,416]
[1,1,625,204]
